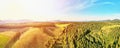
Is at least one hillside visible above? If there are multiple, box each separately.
[0,20,120,48]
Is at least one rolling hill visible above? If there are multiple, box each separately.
[0,20,120,48]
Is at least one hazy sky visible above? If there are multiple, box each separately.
[0,0,120,21]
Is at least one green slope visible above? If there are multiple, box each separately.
[0,34,10,48]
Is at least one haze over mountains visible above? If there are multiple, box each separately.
[0,19,119,23]
[0,20,35,24]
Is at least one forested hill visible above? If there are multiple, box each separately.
[0,20,120,48]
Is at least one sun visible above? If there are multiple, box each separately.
[0,0,65,21]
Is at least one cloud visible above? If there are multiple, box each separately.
[63,0,115,13]
[97,2,115,6]
[102,2,115,5]
[62,0,98,12]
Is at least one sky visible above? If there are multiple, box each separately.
[0,0,120,21]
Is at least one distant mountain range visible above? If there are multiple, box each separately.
[0,19,119,24]
[0,20,35,24]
